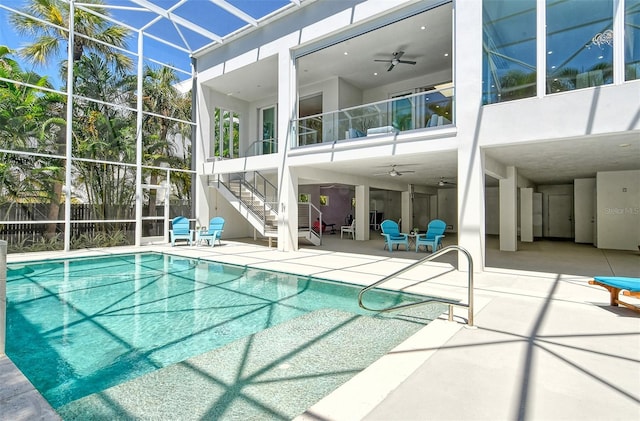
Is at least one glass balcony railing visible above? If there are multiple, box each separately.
[294,87,454,147]
[244,138,278,157]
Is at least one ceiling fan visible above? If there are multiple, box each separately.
[374,51,417,72]
[438,177,457,187]
[374,165,415,177]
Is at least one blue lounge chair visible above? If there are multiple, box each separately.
[169,216,193,246]
[589,277,640,313]
[415,219,446,252]
[380,219,409,251]
[197,217,225,247]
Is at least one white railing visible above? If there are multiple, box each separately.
[294,87,454,147]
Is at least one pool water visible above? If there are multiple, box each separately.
[6,252,433,409]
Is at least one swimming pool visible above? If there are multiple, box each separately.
[6,252,444,418]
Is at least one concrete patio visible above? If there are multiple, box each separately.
[1,236,638,420]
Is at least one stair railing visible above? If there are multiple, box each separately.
[298,202,322,244]
[220,171,278,232]
[358,245,474,326]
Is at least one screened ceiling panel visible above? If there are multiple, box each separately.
[0,0,300,84]
[101,0,296,53]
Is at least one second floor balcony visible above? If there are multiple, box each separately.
[294,87,454,148]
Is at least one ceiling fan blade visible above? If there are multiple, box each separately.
[438,178,457,186]
[374,59,391,62]
[394,51,405,60]
[401,170,416,174]
[398,60,417,65]
[387,63,395,72]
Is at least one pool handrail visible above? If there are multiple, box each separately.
[357,245,474,326]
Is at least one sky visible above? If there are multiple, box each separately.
[0,0,292,89]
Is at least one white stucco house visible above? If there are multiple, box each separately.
[191,0,640,271]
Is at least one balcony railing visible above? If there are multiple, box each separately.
[244,138,277,157]
[294,87,454,147]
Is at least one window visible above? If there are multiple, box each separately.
[626,0,640,81]
[483,0,537,104]
[212,107,239,158]
[546,0,614,93]
[391,92,413,130]
[298,93,323,146]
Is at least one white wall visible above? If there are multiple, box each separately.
[478,81,640,147]
[520,188,533,242]
[362,69,452,103]
[370,190,402,223]
[338,78,363,109]
[412,194,432,230]
[437,188,457,232]
[596,170,640,251]
[537,184,574,237]
[205,187,254,239]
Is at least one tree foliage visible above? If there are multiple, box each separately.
[2,1,193,249]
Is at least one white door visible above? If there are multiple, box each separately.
[259,105,277,154]
[548,194,573,238]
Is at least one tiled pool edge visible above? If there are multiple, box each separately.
[0,356,60,421]
[0,319,461,421]
[295,311,474,421]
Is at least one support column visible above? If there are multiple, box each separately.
[63,1,76,252]
[277,48,296,251]
[401,189,413,233]
[500,166,518,251]
[355,185,370,240]
[134,31,144,246]
[278,166,298,251]
[456,0,484,272]
[194,62,212,236]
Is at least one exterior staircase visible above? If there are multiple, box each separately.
[211,171,322,246]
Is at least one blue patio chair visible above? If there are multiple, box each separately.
[415,219,446,252]
[197,217,225,247]
[380,219,409,251]
[170,216,193,246]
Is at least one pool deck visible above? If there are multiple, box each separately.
[1,238,639,420]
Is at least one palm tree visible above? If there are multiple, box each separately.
[0,46,65,241]
[10,0,132,244]
[141,65,192,233]
[10,0,132,73]
[72,54,137,222]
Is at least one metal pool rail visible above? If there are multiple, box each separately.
[358,245,474,326]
